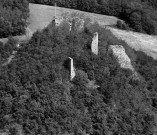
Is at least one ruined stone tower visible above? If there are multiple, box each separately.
[91,32,98,55]
[68,57,76,81]
[52,3,62,26]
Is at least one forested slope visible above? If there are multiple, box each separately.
[0,17,157,135]
[0,0,29,38]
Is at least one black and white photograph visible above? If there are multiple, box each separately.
[0,0,157,134]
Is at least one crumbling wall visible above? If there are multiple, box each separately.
[68,57,76,81]
[91,32,98,55]
[109,45,134,71]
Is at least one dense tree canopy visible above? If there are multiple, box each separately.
[0,0,29,38]
[0,17,157,134]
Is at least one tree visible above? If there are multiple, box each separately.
[0,0,29,38]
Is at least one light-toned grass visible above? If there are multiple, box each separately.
[28,3,119,33]
[108,27,157,59]
[0,3,120,44]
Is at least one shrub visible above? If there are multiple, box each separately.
[0,0,29,38]
[116,20,123,29]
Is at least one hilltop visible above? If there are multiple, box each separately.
[0,18,157,134]
[1,3,157,60]
[28,3,119,32]
[1,2,157,135]
[0,3,119,44]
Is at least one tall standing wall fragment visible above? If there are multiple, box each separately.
[109,45,134,71]
[91,32,98,55]
[68,57,76,81]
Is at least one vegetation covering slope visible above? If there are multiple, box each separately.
[28,0,157,35]
[0,0,29,38]
[0,17,157,135]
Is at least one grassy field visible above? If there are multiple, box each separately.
[108,27,157,59]
[28,3,119,32]
[0,3,119,44]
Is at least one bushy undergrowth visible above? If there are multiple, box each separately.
[0,18,156,134]
[0,0,29,38]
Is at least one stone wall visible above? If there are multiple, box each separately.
[109,45,134,71]
[91,32,98,55]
